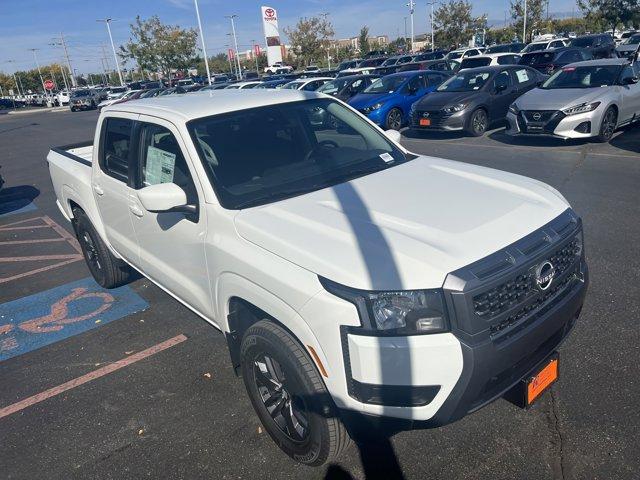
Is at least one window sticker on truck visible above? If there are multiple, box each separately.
[145,146,176,184]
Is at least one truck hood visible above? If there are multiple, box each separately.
[514,87,605,110]
[234,156,569,291]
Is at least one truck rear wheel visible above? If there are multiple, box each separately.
[73,209,131,288]
[240,320,351,466]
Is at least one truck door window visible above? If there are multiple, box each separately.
[101,117,133,183]
[138,123,198,205]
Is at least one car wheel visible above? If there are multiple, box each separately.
[73,209,131,288]
[595,106,617,143]
[385,107,403,130]
[241,320,351,466]
[70,107,76,112]
[466,108,488,136]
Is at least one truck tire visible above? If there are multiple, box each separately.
[240,320,351,466]
[73,209,131,288]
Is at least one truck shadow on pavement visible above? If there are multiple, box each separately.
[322,181,409,480]
[0,185,40,215]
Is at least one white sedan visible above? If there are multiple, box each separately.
[281,77,333,91]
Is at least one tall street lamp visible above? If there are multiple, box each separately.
[28,48,46,92]
[427,1,438,51]
[225,14,242,78]
[406,1,415,52]
[194,0,212,85]
[97,18,124,86]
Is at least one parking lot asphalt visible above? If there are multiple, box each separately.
[0,109,639,480]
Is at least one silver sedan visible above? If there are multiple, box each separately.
[506,58,640,142]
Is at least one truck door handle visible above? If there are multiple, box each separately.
[129,205,144,217]
[93,184,104,196]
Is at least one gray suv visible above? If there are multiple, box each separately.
[69,89,101,112]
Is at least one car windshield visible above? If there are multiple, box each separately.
[486,45,509,53]
[460,57,491,69]
[282,82,304,89]
[520,51,555,65]
[187,98,409,209]
[364,75,409,93]
[521,42,547,53]
[570,37,595,47]
[541,65,622,89]
[381,57,399,66]
[71,90,90,97]
[437,70,491,92]
[448,51,463,59]
[623,34,640,44]
[317,78,350,94]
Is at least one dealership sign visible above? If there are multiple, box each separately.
[261,5,283,66]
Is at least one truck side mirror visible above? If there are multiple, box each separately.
[384,129,402,143]
[137,183,195,214]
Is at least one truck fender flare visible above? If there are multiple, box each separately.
[216,272,331,377]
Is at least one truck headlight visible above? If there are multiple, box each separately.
[320,277,449,335]
[443,103,467,114]
[508,103,519,115]
[562,101,600,116]
[362,102,385,113]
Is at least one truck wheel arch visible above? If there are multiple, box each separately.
[218,274,329,378]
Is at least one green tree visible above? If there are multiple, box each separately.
[485,26,519,45]
[284,15,334,68]
[510,0,547,42]
[387,36,409,54]
[577,0,638,35]
[120,15,198,81]
[358,26,370,54]
[434,0,486,49]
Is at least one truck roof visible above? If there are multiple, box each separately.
[103,89,323,121]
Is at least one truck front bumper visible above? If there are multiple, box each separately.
[339,260,587,427]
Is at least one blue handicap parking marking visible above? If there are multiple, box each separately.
[0,277,148,361]
[0,200,37,218]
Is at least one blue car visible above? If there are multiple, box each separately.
[348,70,451,130]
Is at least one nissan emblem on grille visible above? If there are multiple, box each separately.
[532,112,542,121]
[535,261,556,290]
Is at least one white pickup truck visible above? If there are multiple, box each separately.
[47,90,588,466]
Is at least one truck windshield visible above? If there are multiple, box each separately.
[187,98,410,209]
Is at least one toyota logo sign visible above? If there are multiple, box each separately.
[265,8,275,18]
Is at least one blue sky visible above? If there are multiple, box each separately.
[1,0,578,74]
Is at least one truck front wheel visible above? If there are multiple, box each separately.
[240,320,351,466]
[73,209,131,288]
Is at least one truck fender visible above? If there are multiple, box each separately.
[216,272,332,378]
[61,184,111,254]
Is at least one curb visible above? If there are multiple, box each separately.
[5,106,69,115]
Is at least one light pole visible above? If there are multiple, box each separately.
[28,48,46,92]
[406,1,415,52]
[427,1,438,51]
[523,0,527,43]
[225,14,242,78]
[97,18,124,86]
[5,61,23,96]
[194,0,212,85]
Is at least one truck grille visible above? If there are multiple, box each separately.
[473,238,581,319]
[444,209,585,342]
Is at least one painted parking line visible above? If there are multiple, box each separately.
[0,334,187,420]
[0,277,148,361]
[0,216,84,284]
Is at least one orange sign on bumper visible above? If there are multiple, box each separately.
[419,118,431,126]
[527,357,559,405]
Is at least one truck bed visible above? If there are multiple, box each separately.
[47,140,100,230]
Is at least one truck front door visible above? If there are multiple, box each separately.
[128,116,211,317]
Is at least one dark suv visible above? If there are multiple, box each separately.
[569,34,615,59]
[519,47,591,75]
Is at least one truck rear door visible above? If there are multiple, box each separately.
[93,113,140,264]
